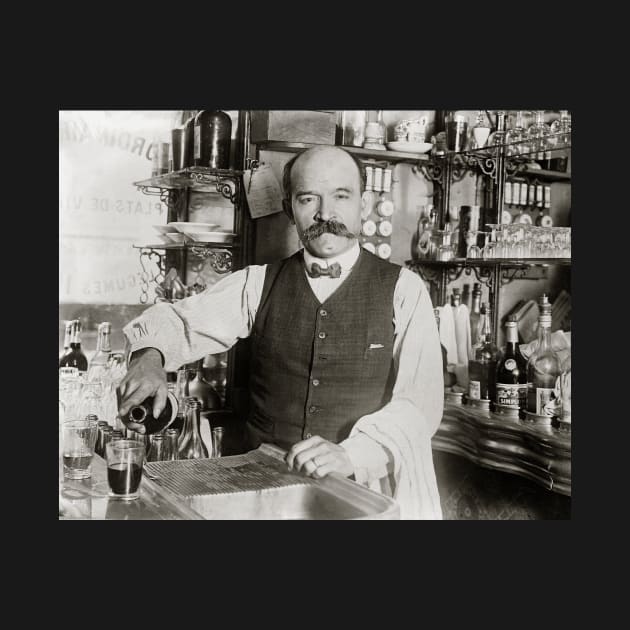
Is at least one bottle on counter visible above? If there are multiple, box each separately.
[526,296,562,418]
[451,288,461,309]
[469,283,482,348]
[193,110,232,169]
[177,398,210,460]
[505,110,527,156]
[118,390,179,435]
[59,319,88,375]
[87,321,112,381]
[59,321,73,363]
[487,111,507,148]
[468,303,499,401]
[495,317,528,410]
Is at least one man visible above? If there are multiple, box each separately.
[119,145,444,519]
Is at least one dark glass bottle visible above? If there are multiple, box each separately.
[118,390,179,435]
[193,110,232,169]
[59,319,88,374]
[468,303,499,401]
[188,360,222,412]
[182,115,196,168]
[495,317,528,409]
[450,288,461,309]
[469,284,482,348]
[59,321,73,363]
[177,398,209,459]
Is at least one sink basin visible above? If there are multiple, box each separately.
[186,484,369,520]
[145,444,399,520]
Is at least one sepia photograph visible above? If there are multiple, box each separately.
[58,109,571,520]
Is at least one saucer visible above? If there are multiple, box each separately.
[387,141,432,154]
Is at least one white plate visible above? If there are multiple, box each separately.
[153,224,175,235]
[183,231,235,243]
[386,141,433,154]
[167,222,220,233]
[164,233,186,243]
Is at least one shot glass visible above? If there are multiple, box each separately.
[62,419,98,479]
[105,439,145,501]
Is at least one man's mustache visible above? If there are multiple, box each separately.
[301,220,355,242]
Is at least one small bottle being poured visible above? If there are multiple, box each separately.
[118,390,179,435]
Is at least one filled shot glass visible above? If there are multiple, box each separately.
[105,439,145,500]
[62,419,98,479]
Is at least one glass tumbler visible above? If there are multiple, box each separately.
[106,440,145,501]
[62,419,98,479]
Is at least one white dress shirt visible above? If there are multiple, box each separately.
[123,241,444,518]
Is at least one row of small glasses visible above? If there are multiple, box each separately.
[466,225,571,259]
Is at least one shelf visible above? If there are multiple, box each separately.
[514,166,571,182]
[256,141,431,164]
[432,402,571,496]
[133,167,243,196]
[133,242,236,251]
[406,258,571,268]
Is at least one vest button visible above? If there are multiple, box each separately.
[320,309,327,317]
[305,433,312,439]
[318,332,326,339]
[309,405,317,413]
[312,379,320,386]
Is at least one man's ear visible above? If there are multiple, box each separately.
[360,192,371,221]
[282,199,295,224]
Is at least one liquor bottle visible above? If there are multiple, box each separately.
[468,303,499,401]
[549,110,571,171]
[528,184,536,212]
[526,301,562,418]
[363,110,387,150]
[527,110,551,163]
[87,321,112,381]
[487,111,507,148]
[362,166,376,215]
[495,317,528,410]
[188,360,222,412]
[118,390,179,435]
[505,110,527,156]
[59,321,73,364]
[177,398,210,459]
[462,283,472,312]
[182,115,196,168]
[451,288,461,309]
[376,169,394,218]
[193,110,232,169]
[469,284,482,347]
[416,206,437,259]
[504,180,513,207]
[59,319,88,374]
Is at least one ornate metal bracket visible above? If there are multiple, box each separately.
[463,264,494,290]
[505,159,528,178]
[462,155,497,181]
[189,172,238,204]
[445,265,466,283]
[451,154,474,183]
[500,265,548,285]
[138,247,166,304]
[189,247,233,274]
[415,160,445,187]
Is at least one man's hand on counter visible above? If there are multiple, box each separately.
[117,348,168,434]
[286,435,354,479]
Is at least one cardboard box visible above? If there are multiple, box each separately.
[250,110,337,145]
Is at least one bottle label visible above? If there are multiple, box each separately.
[496,383,527,408]
[504,359,516,371]
[534,387,556,416]
[194,125,201,160]
[469,380,481,400]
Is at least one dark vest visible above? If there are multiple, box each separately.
[246,248,401,450]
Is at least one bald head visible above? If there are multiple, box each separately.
[282,146,365,203]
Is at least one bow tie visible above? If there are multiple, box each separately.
[307,262,342,279]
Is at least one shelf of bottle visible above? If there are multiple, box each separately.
[406,258,571,268]
[133,241,237,251]
[133,167,243,192]
[443,134,571,162]
[256,141,431,164]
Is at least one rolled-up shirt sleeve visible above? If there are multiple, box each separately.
[340,267,444,484]
[122,265,266,372]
